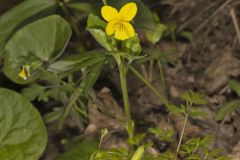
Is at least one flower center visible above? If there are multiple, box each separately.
[117,22,125,32]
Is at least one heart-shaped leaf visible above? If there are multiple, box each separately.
[0,0,56,56]
[0,88,47,160]
[3,15,72,84]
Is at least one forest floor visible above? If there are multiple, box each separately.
[1,0,240,159]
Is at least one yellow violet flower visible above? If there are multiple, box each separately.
[18,65,30,80]
[101,2,137,40]
[18,68,27,80]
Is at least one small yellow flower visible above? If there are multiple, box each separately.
[101,2,137,40]
[18,68,27,80]
[18,65,30,80]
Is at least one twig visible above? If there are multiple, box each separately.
[177,0,221,33]
[230,8,240,45]
[194,0,232,34]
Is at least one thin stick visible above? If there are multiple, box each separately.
[177,0,221,33]
[176,114,188,153]
[230,8,240,45]
[194,0,232,34]
[129,65,169,108]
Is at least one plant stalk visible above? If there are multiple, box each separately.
[176,113,188,153]
[129,65,169,108]
[101,0,107,5]
[119,65,133,139]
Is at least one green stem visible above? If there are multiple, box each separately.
[157,60,165,85]
[149,60,154,82]
[129,65,170,108]
[203,153,208,160]
[101,0,107,5]
[38,67,76,92]
[58,1,81,36]
[176,101,192,155]
[176,113,188,153]
[119,64,133,139]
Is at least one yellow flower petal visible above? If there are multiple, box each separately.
[101,6,119,22]
[119,2,137,21]
[106,20,118,36]
[18,68,27,80]
[115,22,135,40]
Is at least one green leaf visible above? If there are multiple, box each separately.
[137,48,178,64]
[106,0,155,30]
[131,146,144,160]
[180,31,193,41]
[67,2,97,14]
[3,15,72,84]
[215,100,240,121]
[87,14,116,51]
[128,133,145,146]
[228,79,240,96]
[0,88,47,160]
[87,14,106,29]
[91,148,128,160]
[122,36,142,56]
[21,83,46,101]
[148,128,174,141]
[199,135,215,147]
[80,62,105,97]
[48,49,106,74]
[190,108,208,118]
[185,154,201,160]
[181,91,208,105]
[56,140,98,160]
[167,104,185,115]
[145,23,167,45]
[0,0,56,56]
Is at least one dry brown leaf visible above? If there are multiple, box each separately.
[204,51,240,94]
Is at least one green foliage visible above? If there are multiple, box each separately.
[91,147,129,160]
[4,15,72,84]
[0,0,56,56]
[87,14,115,51]
[228,79,240,96]
[215,100,240,121]
[67,2,97,14]
[0,88,47,160]
[21,83,46,101]
[128,133,146,146]
[180,31,193,41]
[145,152,176,160]
[180,135,229,160]
[148,128,174,141]
[145,23,167,45]
[122,36,142,56]
[181,90,208,105]
[215,79,240,121]
[79,62,105,97]
[131,145,144,160]
[0,1,232,160]
[48,49,107,75]
[168,104,185,115]
[56,140,98,160]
